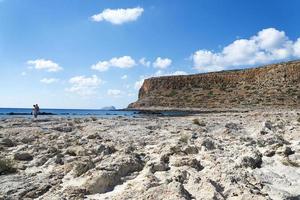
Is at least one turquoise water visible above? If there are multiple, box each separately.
[0,108,189,118]
[0,108,136,118]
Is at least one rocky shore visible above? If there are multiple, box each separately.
[0,109,300,200]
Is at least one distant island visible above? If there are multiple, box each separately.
[100,106,116,110]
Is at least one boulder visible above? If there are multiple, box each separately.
[0,159,16,175]
[276,146,295,156]
[52,126,73,133]
[66,146,86,156]
[84,154,144,194]
[201,138,216,150]
[54,154,64,165]
[225,123,241,131]
[182,145,198,154]
[172,170,189,184]
[14,153,33,161]
[87,133,98,139]
[22,184,51,199]
[185,178,225,200]
[47,146,60,155]
[148,155,170,173]
[143,181,193,200]
[20,137,35,144]
[74,160,95,177]
[34,156,48,167]
[0,138,14,147]
[238,150,262,169]
[94,144,116,155]
[172,157,203,171]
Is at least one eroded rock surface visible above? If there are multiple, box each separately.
[0,110,299,199]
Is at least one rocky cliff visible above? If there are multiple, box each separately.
[129,60,300,109]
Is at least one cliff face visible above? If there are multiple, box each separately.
[128,61,300,109]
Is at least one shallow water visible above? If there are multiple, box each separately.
[0,108,189,118]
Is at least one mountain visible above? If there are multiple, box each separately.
[101,106,116,110]
[128,60,300,110]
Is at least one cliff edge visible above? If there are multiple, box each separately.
[128,60,300,110]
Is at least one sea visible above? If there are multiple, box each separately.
[0,108,189,118]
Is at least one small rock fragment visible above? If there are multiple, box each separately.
[263,150,275,157]
[182,145,198,154]
[264,120,273,130]
[201,138,216,150]
[225,123,240,131]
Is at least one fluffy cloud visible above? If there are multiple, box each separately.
[294,38,300,57]
[107,89,121,97]
[40,78,59,84]
[91,56,136,72]
[91,7,144,25]
[139,57,151,67]
[66,75,102,96]
[27,59,63,72]
[91,61,110,72]
[110,56,136,68]
[153,57,172,69]
[193,28,300,72]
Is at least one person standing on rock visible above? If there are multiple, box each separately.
[35,104,40,114]
[32,104,39,119]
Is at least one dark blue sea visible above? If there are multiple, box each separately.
[0,108,189,118]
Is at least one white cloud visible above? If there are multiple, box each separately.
[91,7,144,25]
[153,57,172,69]
[139,57,151,67]
[254,28,288,50]
[92,56,136,72]
[107,89,121,97]
[27,59,63,72]
[91,61,110,72]
[294,38,300,57]
[192,28,300,72]
[110,56,136,68]
[192,51,226,72]
[40,78,59,84]
[66,75,102,96]
[21,72,27,76]
[121,75,128,80]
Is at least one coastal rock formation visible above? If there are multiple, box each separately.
[129,60,300,109]
[0,110,299,199]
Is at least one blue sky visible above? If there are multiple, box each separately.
[0,0,300,109]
